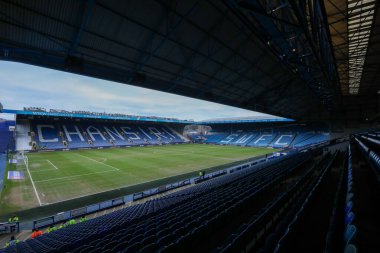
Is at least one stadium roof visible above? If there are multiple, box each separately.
[199,116,294,124]
[3,108,293,124]
[325,0,377,95]
[325,0,380,119]
[0,0,379,121]
[3,108,193,124]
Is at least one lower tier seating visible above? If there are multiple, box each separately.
[1,150,319,253]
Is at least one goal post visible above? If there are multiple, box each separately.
[16,150,28,170]
[17,150,42,206]
[24,155,29,171]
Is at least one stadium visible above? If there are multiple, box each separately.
[0,0,379,253]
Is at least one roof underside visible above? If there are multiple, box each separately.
[0,0,379,121]
[325,0,380,120]
[325,0,378,95]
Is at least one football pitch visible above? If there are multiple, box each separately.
[0,144,274,215]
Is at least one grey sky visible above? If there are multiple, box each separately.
[0,61,279,121]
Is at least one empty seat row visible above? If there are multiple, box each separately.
[272,152,337,253]
[344,144,357,253]
[209,152,335,253]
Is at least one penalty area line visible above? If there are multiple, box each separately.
[24,157,43,206]
[31,169,57,173]
[34,170,117,183]
[47,160,59,170]
[76,153,120,171]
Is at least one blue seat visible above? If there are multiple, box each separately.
[123,242,142,253]
[156,227,171,238]
[344,225,357,245]
[110,240,129,252]
[346,193,353,202]
[345,201,353,213]
[128,234,144,245]
[345,244,357,253]
[157,233,176,248]
[345,212,355,226]
[157,243,179,253]
[138,243,157,253]
[101,240,117,251]
[71,244,92,253]
[141,235,156,245]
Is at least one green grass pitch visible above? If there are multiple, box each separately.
[0,144,274,215]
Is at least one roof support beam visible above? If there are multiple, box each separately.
[69,0,96,55]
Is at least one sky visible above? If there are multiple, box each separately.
[0,61,279,121]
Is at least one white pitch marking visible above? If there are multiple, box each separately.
[47,160,59,170]
[34,170,117,183]
[31,169,57,173]
[40,170,194,204]
[24,156,43,206]
[152,149,238,161]
[76,153,120,171]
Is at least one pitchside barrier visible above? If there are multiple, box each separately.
[0,222,19,234]
[132,179,191,201]
[28,152,288,230]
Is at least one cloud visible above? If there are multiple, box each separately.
[0,61,280,121]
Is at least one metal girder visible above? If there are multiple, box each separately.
[154,0,283,100]
[165,10,230,93]
[154,0,285,85]
[236,1,299,27]
[225,0,339,110]
[134,0,202,72]
[69,0,96,56]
